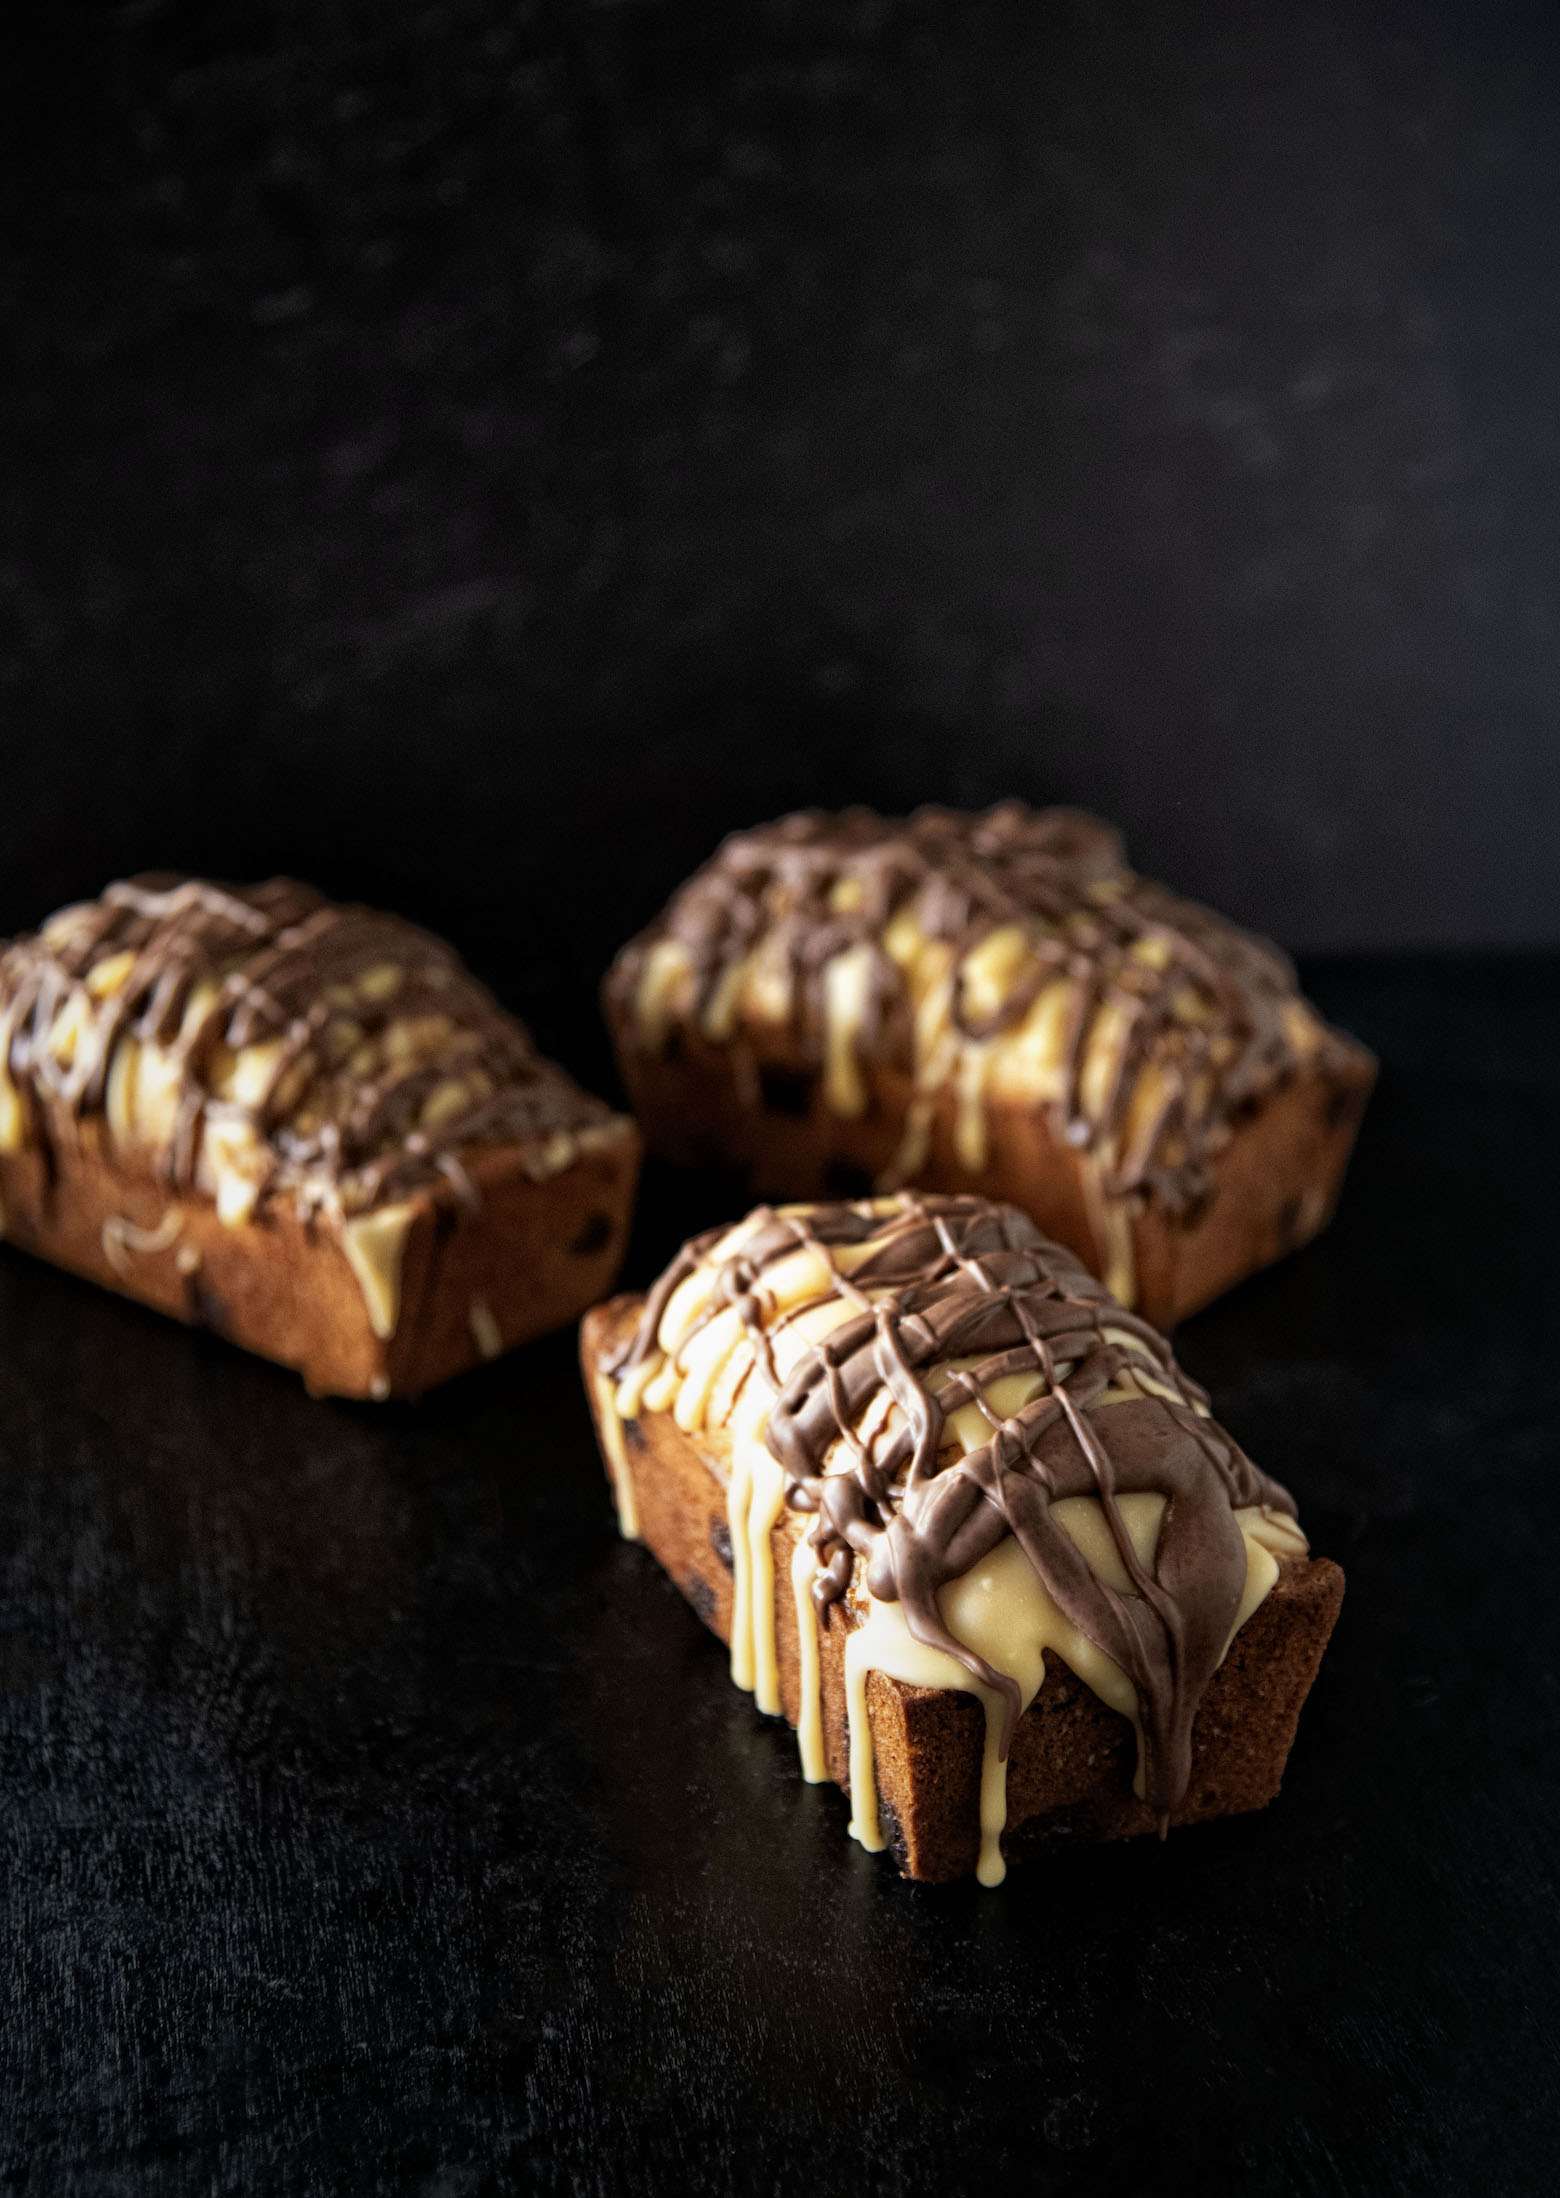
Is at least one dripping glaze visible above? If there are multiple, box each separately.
[601,1191,1307,1883]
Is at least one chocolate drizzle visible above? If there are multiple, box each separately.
[610,1191,1297,1818]
[0,873,617,1225]
[608,802,1346,1214]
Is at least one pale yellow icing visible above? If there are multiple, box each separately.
[831,1493,1280,1886]
[594,1372,641,1540]
[468,1298,503,1360]
[822,944,877,1117]
[339,1202,418,1340]
[791,1528,829,1784]
[100,1205,185,1280]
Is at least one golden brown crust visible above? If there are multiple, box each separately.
[581,1292,1345,1881]
[1,1124,640,1399]
[606,1029,1373,1328]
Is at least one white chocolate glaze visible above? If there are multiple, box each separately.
[594,1372,641,1541]
[340,1202,417,1340]
[791,1528,829,1784]
[100,1205,185,1281]
[833,1491,1282,1885]
[469,1298,503,1360]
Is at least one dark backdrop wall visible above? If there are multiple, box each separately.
[5,0,1559,1046]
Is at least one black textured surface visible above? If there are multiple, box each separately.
[5,1,1560,963]
[1,960,1554,2194]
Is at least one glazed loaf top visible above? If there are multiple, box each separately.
[606,803,1367,1219]
[0,874,629,1233]
[603,1190,1308,1824]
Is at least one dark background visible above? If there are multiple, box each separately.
[4,5,1560,2194]
[5,0,1560,1055]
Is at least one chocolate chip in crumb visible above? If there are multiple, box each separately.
[570,1210,613,1256]
[709,1517,734,1570]
[877,1794,910,1873]
[758,1065,813,1117]
[189,1280,233,1336]
[684,1574,717,1625]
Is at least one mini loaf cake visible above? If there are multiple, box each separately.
[0,874,640,1397]
[582,1192,1343,1885]
[603,804,1375,1327]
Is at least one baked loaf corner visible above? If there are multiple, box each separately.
[0,874,640,1397]
[582,1191,1344,1885]
[603,804,1374,1327]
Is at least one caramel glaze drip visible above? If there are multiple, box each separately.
[609,802,1342,1214]
[609,1191,1297,1819]
[0,874,615,1223]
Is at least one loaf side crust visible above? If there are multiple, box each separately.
[606,1023,1374,1328]
[1,1124,640,1399]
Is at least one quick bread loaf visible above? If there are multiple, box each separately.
[0,874,640,1397]
[604,804,1375,1327]
[582,1192,1343,1884]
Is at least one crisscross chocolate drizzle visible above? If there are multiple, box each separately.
[0,874,613,1222]
[609,802,1347,1212]
[612,1191,1297,1815]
